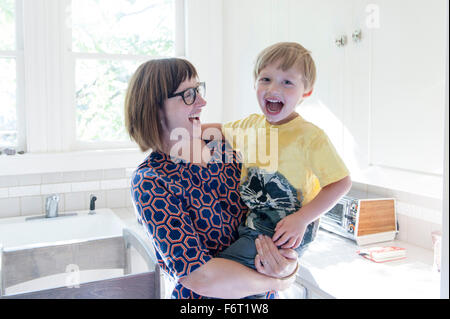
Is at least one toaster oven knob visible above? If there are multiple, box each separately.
[348,224,355,233]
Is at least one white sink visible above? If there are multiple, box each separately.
[0,208,125,251]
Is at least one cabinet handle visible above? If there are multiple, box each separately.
[352,29,362,43]
[335,35,347,47]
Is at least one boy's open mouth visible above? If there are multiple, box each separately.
[265,98,284,115]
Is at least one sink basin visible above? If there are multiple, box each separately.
[0,208,157,297]
[0,208,125,251]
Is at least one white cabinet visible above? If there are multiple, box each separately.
[280,0,356,166]
[297,0,447,176]
[363,0,446,175]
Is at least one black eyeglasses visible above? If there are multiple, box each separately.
[168,82,206,105]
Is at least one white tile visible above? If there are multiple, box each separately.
[396,213,408,242]
[0,197,21,218]
[0,175,19,188]
[396,201,442,224]
[17,174,42,186]
[106,189,126,208]
[125,168,135,177]
[84,170,103,181]
[65,192,87,211]
[0,187,8,199]
[366,185,389,198]
[103,168,125,179]
[41,183,72,195]
[406,216,433,250]
[350,182,367,194]
[100,178,128,190]
[63,171,85,183]
[389,189,440,211]
[20,196,44,216]
[57,193,66,212]
[125,191,133,208]
[71,181,100,192]
[41,172,64,184]
[348,187,367,199]
[9,185,41,197]
[430,222,442,234]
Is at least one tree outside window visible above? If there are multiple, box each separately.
[71,0,176,143]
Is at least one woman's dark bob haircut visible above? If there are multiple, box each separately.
[124,58,198,152]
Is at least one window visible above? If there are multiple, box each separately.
[68,0,180,149]
[0,0,23,151]
[69,0,179,148]
[0,0,183,153]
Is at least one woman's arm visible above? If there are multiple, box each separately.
[179,258,283,298]
[179,237,298,299]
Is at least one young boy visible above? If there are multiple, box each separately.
[210,42,351,288]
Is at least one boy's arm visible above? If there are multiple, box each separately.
[273,175,352,248]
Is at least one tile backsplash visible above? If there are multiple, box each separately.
[350,182,443,250]
[0,168,135,218]
[0,171,444,251]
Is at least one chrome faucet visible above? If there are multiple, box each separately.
[26,193,77,221]
[45,194,59,218]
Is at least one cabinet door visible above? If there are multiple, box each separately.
[367,0,446,175]
[223,0,353,157]
[287,0,353,157]
[222,0,275,121]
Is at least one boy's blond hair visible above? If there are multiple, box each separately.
[253,42,316,92]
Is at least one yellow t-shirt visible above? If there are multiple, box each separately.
[223,113,349,211]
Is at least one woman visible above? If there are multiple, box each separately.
[124,58,298,299]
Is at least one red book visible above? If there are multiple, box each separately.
[357,246,407,263]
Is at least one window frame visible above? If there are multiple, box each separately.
[63,0,185,151]
[15,0,185,154]
[0,0,25,152]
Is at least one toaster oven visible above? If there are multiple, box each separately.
[319,195,398,245]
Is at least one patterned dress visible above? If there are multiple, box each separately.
[130,140,276,299]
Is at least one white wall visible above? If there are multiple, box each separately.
[185,0,223,124]
[369,0,446,175]
[441,0,449,299]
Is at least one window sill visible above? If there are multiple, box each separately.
[0,148,150,176]
[350,165,443,202]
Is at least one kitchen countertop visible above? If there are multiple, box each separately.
[112,207,441,299]
[298,228,441,299]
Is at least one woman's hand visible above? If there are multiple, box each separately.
[254,235,298,279]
